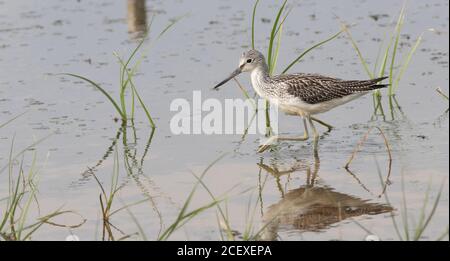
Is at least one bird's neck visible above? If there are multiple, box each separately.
[251,63,270,82]
[250,63,272,97]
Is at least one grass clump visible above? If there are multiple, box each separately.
[387,174,448,241]
[62,17,181,127]
[1,114,85,241]
[88,146,225,241]
[341,2,433,117]
[0,139,85,241]
[354,159,449,241]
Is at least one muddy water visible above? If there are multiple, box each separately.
[0,0,448,240]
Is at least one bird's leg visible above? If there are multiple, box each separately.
[308,116,320,157]
[257,118,309,153]
[277,118,309,141]
[310,116,333,132]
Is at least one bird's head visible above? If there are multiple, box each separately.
[213,49,266,90]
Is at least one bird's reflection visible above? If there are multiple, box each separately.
[258,154,393,240]
[127,0,147,37]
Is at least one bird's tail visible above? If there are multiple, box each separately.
[346,76,389,92]
[370,76,389,90]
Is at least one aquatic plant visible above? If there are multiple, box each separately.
[436,87,449,113]
[0,137,85,241]
[361,167,448,241]
[157,155,226,241]
[436,87,449,102]
[341,3,431,117]
[0,111,27,130]
[89,142,225,241]
[345,129,448,241]
[195,159,283,241]
[62,17,181,127]
[391,176,448,241]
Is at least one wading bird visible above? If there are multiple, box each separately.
[213,50,387,154]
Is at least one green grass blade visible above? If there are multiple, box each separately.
[121,34,147,89]
[0,134,52,175]
[400,172,410,240]
[251,0,260,49]
[158,154,227,240]
[267,0,287,72]
[274,6,292,37]
[60,73,125,119]
[375,159,403,240]
[373,36,387,75]
[21,208,74,240]
[16,151,39,239]
[109,144,119,199]
[282,29,343,74]
[131,85,136,119]
[377,30,397,78]
[414,179,445,240]
[436,87,449,101]
[215,212,225,241]
[341,24,373,78]
[393,33,422,93]
[190,171,238,241]
[379,4,406,79]
[270,24,283,75]
[127,16,183,80]
[118,16,182,119]
[270,5,292,74]
[0,140,20,232]
[414,179,431,240]
[130,82,156,128]
[373,13,398,74]
[118,17,182,124]
[0,111,28,129]
[157,15,185,40]
[173,199,223,232]
[378,49,390,79]
[116,55,156,128]
[388,7,406,95]
[119,33,148,118]
[121,200,148,241]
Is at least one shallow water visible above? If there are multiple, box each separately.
[0,0,448,241]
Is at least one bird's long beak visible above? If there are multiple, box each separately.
[213,66,242,90]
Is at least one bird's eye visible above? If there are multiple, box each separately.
[246,59,252,63]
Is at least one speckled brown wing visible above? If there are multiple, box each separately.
[273,74,388,104]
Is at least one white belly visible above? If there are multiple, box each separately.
[279,92,368,116]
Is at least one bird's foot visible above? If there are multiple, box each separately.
[310,116,334,133]
[257,136,278,153]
